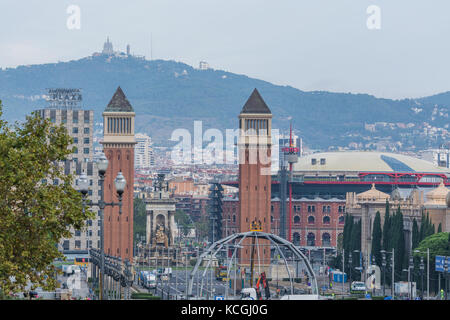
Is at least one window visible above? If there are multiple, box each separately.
[84,111,90,123]
[63,240,70,251]
[84,127,89,134]
[307,233,315,246]
[311,158,317,165]
[339,216,345,224]
[320,158,326,165]
[293,215,300,224]
[73,147,78,154]
[322,233,331,246]
[84,138,89,144]
[84,148,89,154]
[308,216,315,224]
[75,230,81,237]
[72,127,78,134]
[87,220,92,226]
[323,216,331,224]
[75,240,81,249]
[73,137,78,144]
[308,205,315,213]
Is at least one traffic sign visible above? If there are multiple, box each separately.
[435,256,450,273]
[214,295,224,300]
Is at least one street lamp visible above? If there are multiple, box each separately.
[77,153,126,300]
[348,253,352,294]
[419,256,424,300]
[444,257,448,300]
[409,255,414,300]
[381,250,387,297]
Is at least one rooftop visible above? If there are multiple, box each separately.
[240,88,271,114]
[294,151,450,175]
[104,86,134,112]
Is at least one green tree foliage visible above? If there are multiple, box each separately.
[390,207,405,277]
[0,102,93,294]
[382,200,391,251]
[419,211,435,242]
[194,214,210,241]
[413,232,450,293]
[174,209,193,237]
[437,223,442,233]
[371,211,382,267]
[133,197,146,243]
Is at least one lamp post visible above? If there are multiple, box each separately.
[444,257,448,300]
[381,250,386,297]
[77,153,126,300]
[409,255,414,300]
[348,253,352,294]
[419,256,424,300]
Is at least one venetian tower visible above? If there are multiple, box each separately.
[101,87,136,261]
[238,88,272,266]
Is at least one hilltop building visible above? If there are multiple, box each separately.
[102,37,114,55]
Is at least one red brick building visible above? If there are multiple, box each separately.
[223,196,345,248]
[101,87,136,261]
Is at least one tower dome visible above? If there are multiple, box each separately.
[425,181,449,206]
[391,187,402,201]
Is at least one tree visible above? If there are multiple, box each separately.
[0,103,93,294]
[371,211,382,267]
[413,232,450,294]
[382,200,391,250]
[437,223,442,233]
[175,209,193,238]
[133,197,146,243]
[390,206,405,277]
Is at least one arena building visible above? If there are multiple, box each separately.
[222,151,450,249]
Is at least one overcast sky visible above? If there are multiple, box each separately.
[1,0,449,99]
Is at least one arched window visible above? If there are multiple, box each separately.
[323,216,331,224]
[293,215,300,224]
[308,216,315,224]
[339,215,345,224]
[322,233,331,247]
[307,233,315,246]
[293,232,300,246]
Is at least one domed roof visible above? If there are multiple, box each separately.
[425,181,450,206]
[356,183,390,202]
[391,187,402,201]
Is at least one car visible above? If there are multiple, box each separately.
[351,281,366,292]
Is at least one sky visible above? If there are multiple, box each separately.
[1,0,450,99]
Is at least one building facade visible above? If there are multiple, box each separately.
[222,197,345,247]
[135,133,155,169]
[36,107,100,253]
[101,86,136,261]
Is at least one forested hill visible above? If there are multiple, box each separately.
[0,54,448,149]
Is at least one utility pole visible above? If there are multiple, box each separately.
[427,248,429,300]
[392,248,395,299]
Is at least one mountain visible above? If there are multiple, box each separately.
[0,54,449,150]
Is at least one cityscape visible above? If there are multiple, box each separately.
[1,1,450,310]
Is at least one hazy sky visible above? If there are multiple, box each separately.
[1,0,450,99]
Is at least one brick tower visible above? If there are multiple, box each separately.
[238,88,272,267]
[101,87,136,261]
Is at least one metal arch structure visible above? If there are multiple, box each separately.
[187,231,318,298]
